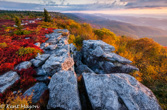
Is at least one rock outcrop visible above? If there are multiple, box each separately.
[0,71,19,93]
[47,70,81,110]
[81,40,139,74]
[0,29,162,110]
[82,73,162,110]
[41,29,74,76]
[75,40,161,110]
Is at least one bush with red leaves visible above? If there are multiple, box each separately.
[0,18,55,105]
[0,90,13,103]
[0,19,55,74]
[0,39,43,74]
[0,67,37,104]
[14,67,37,90]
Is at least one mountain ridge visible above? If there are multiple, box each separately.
[65,13,167,44]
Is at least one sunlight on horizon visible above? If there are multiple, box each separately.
[62,7,167,16]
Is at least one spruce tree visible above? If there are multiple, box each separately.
[44,8,51,22]
[14,16,22,30]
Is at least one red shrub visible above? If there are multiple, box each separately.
[0,39,43,74]
[0,19,55,74]
[0,19,55,104]
[0,67,37,104]
[0,90,13,103]
[13,67,37,90]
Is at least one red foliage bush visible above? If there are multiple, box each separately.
[0,19,55,74]
[14,67,37,90]
[0,39,43,74]
[0,67,37,103]
[0,90,13,103]
[0,18,55,104]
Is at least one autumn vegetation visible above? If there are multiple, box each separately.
[0,10,167,109]
[0,10,54,109]
[54,15,167,109]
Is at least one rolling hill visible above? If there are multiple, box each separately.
[65,13,167,46]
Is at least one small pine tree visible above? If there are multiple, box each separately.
[44,8,51,22]
[14,16,22,30]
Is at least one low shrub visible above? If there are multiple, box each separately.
[14,67,37,90]
[0,40,43,74]
[0,92,33,110]
[13,30,31,35]
[16,47,41,57]
[0,42,7,48]
[0,68,36,107]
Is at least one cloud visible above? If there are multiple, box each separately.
[0,0,167,11]
[0,1,42,10]
[125,0,167,8]
[0,0,128,11]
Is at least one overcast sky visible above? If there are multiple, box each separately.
[0,0,167,15]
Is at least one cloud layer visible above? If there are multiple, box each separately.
[0,0,167,11]
[126,0,167,8]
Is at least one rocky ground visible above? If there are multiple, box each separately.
[0,29,162,110]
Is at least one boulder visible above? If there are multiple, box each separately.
[42,48,74,76]
[82,40,138,74]
[42,57,61,76]
[0,71,20,93]
[82,40,115,53]
[49,31,62,39]
[23,82,48,103]
[47,70,81,110]
[14,61,32,71]
[31,53,50,67]
[46,33,62,44]
[82,73,162,110]
[31,54,50,68]
[34,42,40,47]
[35,54,50,61]
[31,59,43,67]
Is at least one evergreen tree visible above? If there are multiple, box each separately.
[14,16,22,30]
[44,8,51,22]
